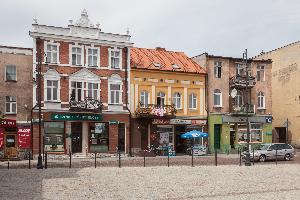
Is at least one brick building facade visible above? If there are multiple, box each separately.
[29,10,133,155]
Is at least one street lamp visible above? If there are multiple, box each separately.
[36,38,43,169]
[244,49,251,166]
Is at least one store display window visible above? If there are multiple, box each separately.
[89,123,109,153]
[44,122,64,152]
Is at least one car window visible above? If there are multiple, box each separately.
[277,144,285,150]
[269,145,276,150]
[283,144,292,149]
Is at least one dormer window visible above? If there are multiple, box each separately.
[153,62,161,68]
[172,64,180,69]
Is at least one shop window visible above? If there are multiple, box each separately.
[238,123,262,142]
[189,93,197,109]
[5,65,17,81]
[89,123,109,153]
[44,122,64,152]
[6,135,16,148]
[5,96,17,114]
[46,44,58,64]
[140,91,149,107]
[214,61,222,78]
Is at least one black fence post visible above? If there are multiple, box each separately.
[28,152,31,169]
[167,147,170,167]
[191,146,194,167]
[69,149,72,168]
[143,150,146,167]
[118,148,121,168]
[276,149,278,166]
[94,153,97,168]
[252,149,255,165]
[7,159,9,170]
[45,152,47,169]
[215,149,218,166]
[239,149,242,166]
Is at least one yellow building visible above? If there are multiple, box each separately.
[130,47,207,155]
[255,41,300,147]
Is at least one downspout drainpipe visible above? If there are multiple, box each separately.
[124,47,133,156]
[204,57,210,153]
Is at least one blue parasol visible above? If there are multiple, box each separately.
[181,130,208,139]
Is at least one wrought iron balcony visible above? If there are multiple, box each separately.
[229,75,256,89]
[69,97,103,113]
[135,102,176,118]
[231,104,255,115]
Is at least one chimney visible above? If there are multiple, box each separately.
[155,47,166,51]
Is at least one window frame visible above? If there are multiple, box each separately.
[46,80,59,102]
[5,65,17,82]
[109,48,122,70]
[86,46,100,68]
[257,65,265,82]
[214,61,222,78]
[140,91,149,107]
[43,69,61,103]
[257,91,265,109]
[157,92,166,107]
[45,42,59,64]
[173,92,182,109]
[188,93,197,109]
[213,89,222,107]
[108,74,123,105]
[70,44,84,66]
[5,96,17,114]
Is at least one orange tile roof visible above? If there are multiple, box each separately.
[130,47,206,74]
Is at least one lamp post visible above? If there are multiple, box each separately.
[36,38,43,169]
[244,49,251,166]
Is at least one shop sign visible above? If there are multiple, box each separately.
[153,119,170,125]
[265,116,272,123]
[0,128,4,149]
[265,132,272,135]
[18,127,31,149]
[170,119,191,125]
[222,116,266,123]
[0,119,16,128]
[191,120,207,125]
[109,120,119,125]
[50,113,102,121]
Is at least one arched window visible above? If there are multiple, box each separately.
[257,92,265,109]
[214,89,222,107]
[189,93,197,109]
[140,91,149,107]
[157,92,165,106]
[173,92,182,109]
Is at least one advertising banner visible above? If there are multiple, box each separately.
[18,127,31,149]
[0,128,4,149]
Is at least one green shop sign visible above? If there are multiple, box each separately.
[109,120,119,125]
[51,113,102,121]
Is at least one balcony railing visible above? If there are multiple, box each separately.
[135,102,176,118]
[229,75,256,89]
[231,104,255,115]
[69,97,103,113]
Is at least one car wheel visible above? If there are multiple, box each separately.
[259,155,266,162]
[284,154,291,161]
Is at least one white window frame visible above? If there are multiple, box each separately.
[5,65,17,81]
[85,46,100,68]
[213,89,222,107]
[257,65,265,82]
[173,92,182,109]
[257,91,265,109]
[69,44,84,66]
[235,93,243,108]
[157,92,166,106]
[108,74,123,105]
[86,82,100,100]
[44,69,61,102]
[140,91,149,107]
[5,96,17,114]
[236,63,244,76]
[188,93,197,109]
[214,61,222,78]
[46,80,59,102]
[44,41,60,64]
[108,48,122,70]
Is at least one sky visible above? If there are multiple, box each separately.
[0,0,300,57]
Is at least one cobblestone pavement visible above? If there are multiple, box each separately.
[1,164,300,200]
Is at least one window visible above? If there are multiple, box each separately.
[5,96,16,114]
[72,47,82,65]
[189,93,197,109]
[44,122,64,152]
[110,84,121,104]
[71,81,83,101]
[238,123,262,142]
[87,83,98,99]
[257,92,265,109]
[214,61,222,78]
[140,91,149,107]
[173,93,182,109]
[110,50,121,69]
[5,65,16,81]
[236,63,244,76]
[46,80,58,101]
[157,92,165,106]
[257,65,265,81]
[46,44,58,63]
[234,92,243,108]
[213,89,222,107]
[87,48,98,67]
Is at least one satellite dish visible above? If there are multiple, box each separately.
[231,88,237,98]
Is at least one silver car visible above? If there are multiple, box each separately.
[243,143,295,162]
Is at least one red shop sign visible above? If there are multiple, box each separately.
[1,119,16,128]
[0,128,4,149]
[18,127,31,149]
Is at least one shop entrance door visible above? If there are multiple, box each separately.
[275,127,286,143]
[214,125,221,150]
[118,123,125,152]
[71,122,82,153]
[5,134,17,157]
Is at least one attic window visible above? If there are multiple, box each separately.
[172,64,180,69]
[153,62,161,68]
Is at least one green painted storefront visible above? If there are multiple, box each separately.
[208,113,273,153]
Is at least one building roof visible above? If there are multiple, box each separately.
[131,47,206,74]
[0,45,32,55]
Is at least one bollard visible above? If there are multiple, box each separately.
[28,152,31,169]
[239,149,242,166]
[143,150,146,167]
[191,146,194,167]
[94,153,97,168]
[252,149,255,165]
[45,153,47,169]
[7,160,9,170]
[69,150,72,168]
[118,149,121,168]
[275,149,278,166]
[167,147,170,167]
[215,149,218,166]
